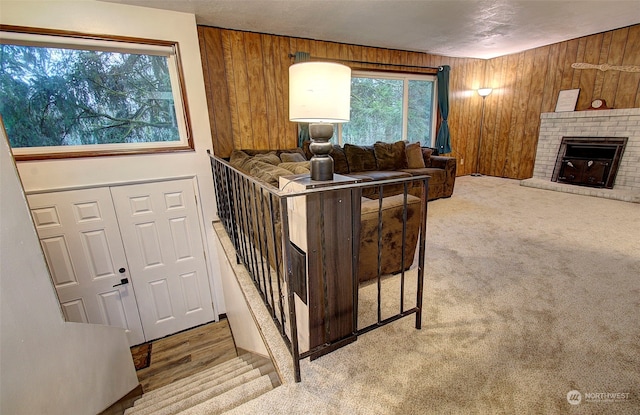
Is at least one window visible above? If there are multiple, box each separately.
[339,71,436,147]
[0,26,192,160]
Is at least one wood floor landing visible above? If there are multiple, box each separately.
[135,318,237,392]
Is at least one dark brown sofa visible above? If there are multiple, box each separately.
[302,140,456,201]
[227,142,455,282]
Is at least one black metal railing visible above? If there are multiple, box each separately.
[210,154,428,382]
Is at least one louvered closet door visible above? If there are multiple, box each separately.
[110,179,214,342]
[27,188,145,346]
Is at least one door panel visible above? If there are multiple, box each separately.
[28,188,145,346]
[110,179,214,341]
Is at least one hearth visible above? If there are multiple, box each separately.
[551,137,627,189]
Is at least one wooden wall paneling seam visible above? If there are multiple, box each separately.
[485,57,502,176]
[549,41,569,112]
[602,27,629,108]
[503,52,526,178]
[244,32,268,149]
[463,59,476,165]
[540,42,562,114]
[197,27,216,151]
[230,30,254,149]
[221,30,241,150]
[448,59,467,164]
[278,36,295,146]
[511,50,536,179]
[560,39,580,92]
[462,59,478,168]
[340,42,353,61]
[309,40,326,60]
[496,54,518,178]
[593,31,613,99]
[488,56,505,177]
[577,34,604,110]
[617,25,640,108]
[519,47,550,179]
[447,60,462,167]
[630,26,640,108]
[261,34,280,150]
[200,27,234,157]
[572,36,587,90]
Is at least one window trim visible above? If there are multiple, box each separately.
[338,70,437,147]
[0,25,194,161]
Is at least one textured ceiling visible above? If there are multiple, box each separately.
[101,0,640,59]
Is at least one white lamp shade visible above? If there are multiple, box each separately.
[478,88,493,97]
[289,61,351,123]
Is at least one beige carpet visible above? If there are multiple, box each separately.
[226,176,640,415]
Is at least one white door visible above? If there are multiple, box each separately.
[28,188,145,346]
[110,179,215,341]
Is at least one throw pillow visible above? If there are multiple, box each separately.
[249,160,294,187]
[406,142,425,169]
[279,161,311,174]
[330,145,350,174]
[229,150,253,174]
[344,144,377,172]
[252,151,281,166]
[280,152,306,163]
[373,141,408,170]
[421,147,433,162]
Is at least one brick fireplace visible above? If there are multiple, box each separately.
[522,108,640,203]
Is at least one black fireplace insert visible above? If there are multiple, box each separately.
[551,137,627,189]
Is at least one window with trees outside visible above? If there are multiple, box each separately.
[0,26,192,160]
[339,71,436,147]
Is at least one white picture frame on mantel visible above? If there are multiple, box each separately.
[555,89,580,112]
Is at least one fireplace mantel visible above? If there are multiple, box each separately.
[521,108,640,203]
[541,108,640,120]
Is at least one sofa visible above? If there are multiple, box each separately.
[302,140,456,201]
[227,141,456,282]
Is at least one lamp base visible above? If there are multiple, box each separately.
[310,156,334,181]
[308,123,335,181]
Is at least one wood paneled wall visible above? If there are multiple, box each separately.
[197,24,640,178]
[479,24,640,179]
[197,26,486,175]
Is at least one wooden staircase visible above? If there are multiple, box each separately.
[124,354,279,415]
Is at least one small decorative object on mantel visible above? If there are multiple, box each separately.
[587,98,610,110]
[571,63,640,73]
[555,89,580,112]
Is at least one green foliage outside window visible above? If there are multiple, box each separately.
[340,73,435,147]
[408,80,434,145]
[0,44,180,149]
[343,77,403,145]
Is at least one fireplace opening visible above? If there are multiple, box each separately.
[551,137,627,189]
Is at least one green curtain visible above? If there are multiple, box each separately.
[435,65,451,154]
[298,123,309,148]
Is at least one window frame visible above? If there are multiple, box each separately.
[0,25,194,161]
[338,70,438,147]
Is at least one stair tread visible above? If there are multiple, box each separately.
[125,368,263,415]
[175,374,275,415]
[135,356,250,404]
[131,363,258,412]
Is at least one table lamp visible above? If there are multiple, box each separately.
[289,61,351,181]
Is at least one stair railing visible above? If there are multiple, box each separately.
[210,154,428,382]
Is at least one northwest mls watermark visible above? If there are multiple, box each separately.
[567,390,632,405]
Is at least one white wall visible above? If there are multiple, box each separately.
[0,0,226,314]
[214,236,269,356]
[1,127,139,414]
